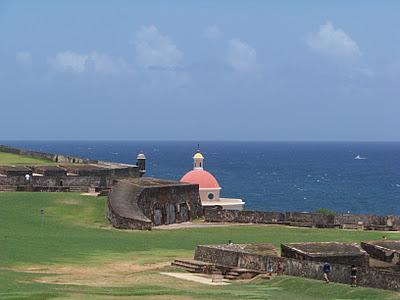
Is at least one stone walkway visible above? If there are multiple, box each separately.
[160,272,230,285]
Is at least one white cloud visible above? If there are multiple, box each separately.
[90,52,127,75]
[48,51,88,72]
[16,51,32,64]
[204,26,222,40]
[307,22,362,59]
[359,66,374,78]
[133,25,183,69]
[226,39,257,73]
[47,51,127,74]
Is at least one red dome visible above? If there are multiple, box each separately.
[180,169,220,189]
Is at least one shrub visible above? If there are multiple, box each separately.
[315,207,337,216]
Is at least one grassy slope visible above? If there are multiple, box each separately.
[0,192,399,300]
[0,152,56,166]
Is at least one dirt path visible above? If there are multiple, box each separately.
[160,272,230,285]
[16,261,170,287]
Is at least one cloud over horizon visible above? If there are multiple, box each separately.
[226,39,257,73]
[307,22,362,59]
[133,25,183,69]
[90,52,128,75]
[47,51,127,74]
[47,51,88,73]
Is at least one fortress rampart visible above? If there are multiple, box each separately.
[204,208,400,231]
[194,242,400,292]
[0,144,141,192]
[107,178,203,230]
[0,144,98,164]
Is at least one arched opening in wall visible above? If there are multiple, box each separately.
[72,158,76,163]
[153,206,162,226]
[165,203,176,225]
[179,203,190,222]
[59,180,63,187]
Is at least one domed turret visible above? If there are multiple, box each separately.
[136,152,146,177]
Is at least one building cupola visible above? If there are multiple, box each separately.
[193,146,204,170]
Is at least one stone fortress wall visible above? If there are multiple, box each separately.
[0,144,97,164]
[204,208,400,231]
[194,242,400,292]
[0,144,140,192]
[107,177,203,230]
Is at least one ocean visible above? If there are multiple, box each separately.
[3,141,400,215]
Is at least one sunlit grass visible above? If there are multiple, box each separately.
[0,192,399,299]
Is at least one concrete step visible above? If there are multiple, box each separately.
[171,262,203,273]
[174,259,214,268]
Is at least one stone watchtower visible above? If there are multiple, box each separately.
[136,152,146,177]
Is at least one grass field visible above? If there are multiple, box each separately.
[1,192,400,299]
[0,152,56,166]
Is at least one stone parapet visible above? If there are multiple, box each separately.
[204,208,400,231]
[194,242,400,292]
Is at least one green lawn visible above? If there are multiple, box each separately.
[0,192,399,300]
[0,152,56,166]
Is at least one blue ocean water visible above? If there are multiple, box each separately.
[2,141,400,215]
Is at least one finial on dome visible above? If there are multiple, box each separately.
[193,144,204,170]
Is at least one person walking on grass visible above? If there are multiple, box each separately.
[267,260,274,276]
[350,265,357,287]
[323,262,331,283]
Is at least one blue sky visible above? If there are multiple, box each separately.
[1,1,399,141]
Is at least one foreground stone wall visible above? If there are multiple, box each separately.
[204,208,400,230]
[281,243,369,267]
[194,245,279,271]
[361,241,400,264]
[194,244,400,292]
[285,259,400,291]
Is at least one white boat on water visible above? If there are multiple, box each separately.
[354,155,367,160]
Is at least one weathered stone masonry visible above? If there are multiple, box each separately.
[281,242,369,267]
[194,243,400,292]
[0,145,141,192]
[204,208,400,231]
[107,177,203,230]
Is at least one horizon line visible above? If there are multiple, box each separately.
[2,139,400,143]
